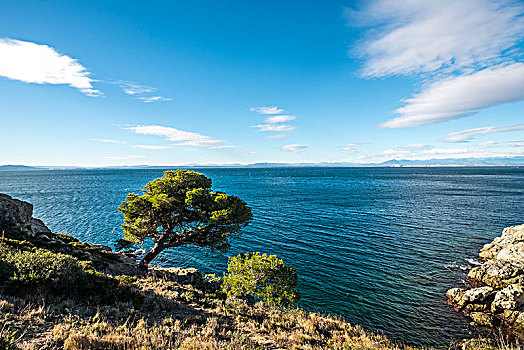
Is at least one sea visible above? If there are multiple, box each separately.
[1,167,523,347]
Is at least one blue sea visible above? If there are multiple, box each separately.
[1,167,523,347]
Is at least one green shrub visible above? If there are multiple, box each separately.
[0,244,140,305]
[221,252,301,307]
[4,247,83,295]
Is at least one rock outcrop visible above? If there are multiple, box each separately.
[0,193,51,234]
[447,224,524,337]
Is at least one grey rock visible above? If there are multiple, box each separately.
[31,218,51,234]
[447,286,494,309]
[460,286,494,306]
[491,284,524,313]
[468,257,524,288]
[446,288,465,303]
[0,193,51,235]
[479,224,524,262]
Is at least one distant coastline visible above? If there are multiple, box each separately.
[1,156,523,170]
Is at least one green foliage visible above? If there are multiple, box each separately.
[3,246,83,295]
[0,243,140,305]
[221,252,301,307]
[117,170,252,266]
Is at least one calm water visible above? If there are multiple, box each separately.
[1,167,523,347]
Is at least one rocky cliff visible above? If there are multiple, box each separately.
[447,224,524,336]
[0,193,51,235]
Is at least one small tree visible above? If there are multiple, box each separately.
[117,170,252,268]
[222,252,301,307]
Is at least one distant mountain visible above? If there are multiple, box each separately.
[0,165,44,171]
[377,156,524,167]
[1,156,522,170]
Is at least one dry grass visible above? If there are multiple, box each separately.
[0,273,420,350]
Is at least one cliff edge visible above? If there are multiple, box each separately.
[0,193,51,235]
[447,224,524,338]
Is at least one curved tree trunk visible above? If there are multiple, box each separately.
[138,243,164,270]
[137,231,189,270]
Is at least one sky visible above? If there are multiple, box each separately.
[1,0,523,166]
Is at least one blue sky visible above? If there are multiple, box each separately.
[1,0,523,166]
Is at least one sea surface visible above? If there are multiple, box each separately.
[1,167,523,347]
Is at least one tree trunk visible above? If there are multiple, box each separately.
[138,242,165,270]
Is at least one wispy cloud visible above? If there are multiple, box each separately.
[445,123,524,142]
[339,142,368,152]
[133,145,170,150]
[249,106,285,115]
[264,115,296,124]
[354,0,524,78]
[379,146,468,159]
[115,81,154,95]
[352,0,524,127]
[479,140,524,147]
[113,80,172,103]
[253,124,296,132]
[359,143,524,163]
[137,96,172,103]
[127,125,234,149]
[90,138,126,144]
[0,38,100,96]
[382,63,524,127]
[280,144,308,152]
[250,106,298,136]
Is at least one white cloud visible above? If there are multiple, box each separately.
[137,96,173,103]
[128,125,234,149]
[265,115,296,124]
[0,38,100,96]
[115,81,154,95]
[339,142,368,152]
[250,106,299,139]
[90,139,126,144]
[382,63,524,127]
[479,140,524,148]
[353,1,524,127]
[250,106,285,114]
[253,124,296,132]
[133,145,170,150]
[250,107,297,137]
[378,144,467,158]
[444,123,524,142]
[113,80,172,103]
[280,144,308,152]
[355,0,524,78]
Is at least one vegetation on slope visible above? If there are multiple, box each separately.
[0,228,420,350]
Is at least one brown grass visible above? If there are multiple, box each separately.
[0,273,422,350]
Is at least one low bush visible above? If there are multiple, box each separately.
[221,252,301,307]
[0,244,140,305]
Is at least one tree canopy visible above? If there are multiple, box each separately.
[117,170,252,267]
[221,252,301,307]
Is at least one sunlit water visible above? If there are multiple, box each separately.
[1,167,523,347]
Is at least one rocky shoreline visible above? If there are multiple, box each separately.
[447,224,524,338]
